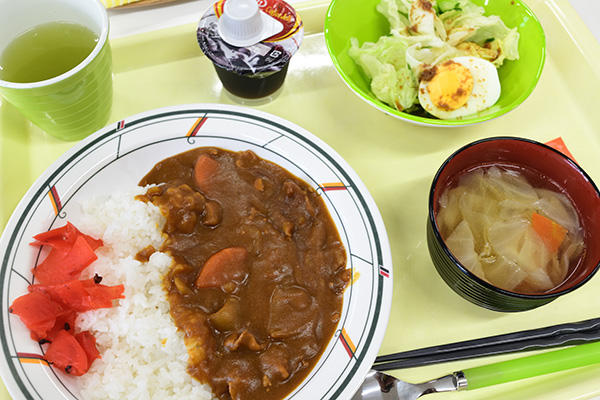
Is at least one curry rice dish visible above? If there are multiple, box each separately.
[136,148,350,400]
[75,148,350,400]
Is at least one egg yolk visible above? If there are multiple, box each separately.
[426,61,474,111]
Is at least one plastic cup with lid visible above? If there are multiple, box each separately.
[197,0,303,101]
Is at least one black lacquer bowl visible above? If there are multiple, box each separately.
[427,137,600,312]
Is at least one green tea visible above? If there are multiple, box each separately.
[0,22,98,83]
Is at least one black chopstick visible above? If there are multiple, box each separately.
[373,317,600,371]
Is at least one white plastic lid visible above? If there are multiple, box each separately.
[197,0,304,75]
[217,0,283,47]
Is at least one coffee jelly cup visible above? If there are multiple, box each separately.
[197,0,303,100]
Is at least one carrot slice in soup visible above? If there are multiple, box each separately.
[194,154,219,192]
[44,330,89,376]
[531,212,568,253]
[195,247,248,288]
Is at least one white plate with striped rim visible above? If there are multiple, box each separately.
[0,104,393,400]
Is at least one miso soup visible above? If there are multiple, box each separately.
[437,165,585,294]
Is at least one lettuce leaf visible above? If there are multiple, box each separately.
[440,1,519,66]
[437,0,482,16]
[376,0,411,32]
[405,42,460,72]
[349,37,418,111]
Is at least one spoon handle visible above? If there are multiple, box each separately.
[462,341,600,390]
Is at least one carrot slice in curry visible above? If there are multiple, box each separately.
[44,329,89,376]
[195,247,248,288]
[531,212,568,254]
[194,154,219,192]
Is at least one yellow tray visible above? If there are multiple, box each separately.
[1,0,600,398]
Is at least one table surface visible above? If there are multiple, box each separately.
[568,0,600,42]
[107,0,600,42]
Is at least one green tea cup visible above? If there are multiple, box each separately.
[0,0,112,141]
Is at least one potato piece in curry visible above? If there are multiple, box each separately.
[137,148,350,400]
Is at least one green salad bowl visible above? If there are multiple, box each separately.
[324,0,546,127]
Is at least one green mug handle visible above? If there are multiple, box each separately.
[463,341,600,390]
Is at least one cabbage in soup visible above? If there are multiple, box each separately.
[437,166,585,294]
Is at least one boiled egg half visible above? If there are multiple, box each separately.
[418,56,501,119]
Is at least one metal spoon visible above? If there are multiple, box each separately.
[353,340,600,400]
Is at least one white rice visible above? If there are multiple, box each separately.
[73,187,214,400]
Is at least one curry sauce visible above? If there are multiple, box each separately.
[138,148,350,400]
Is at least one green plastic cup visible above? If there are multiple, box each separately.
[0,0,112,141]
